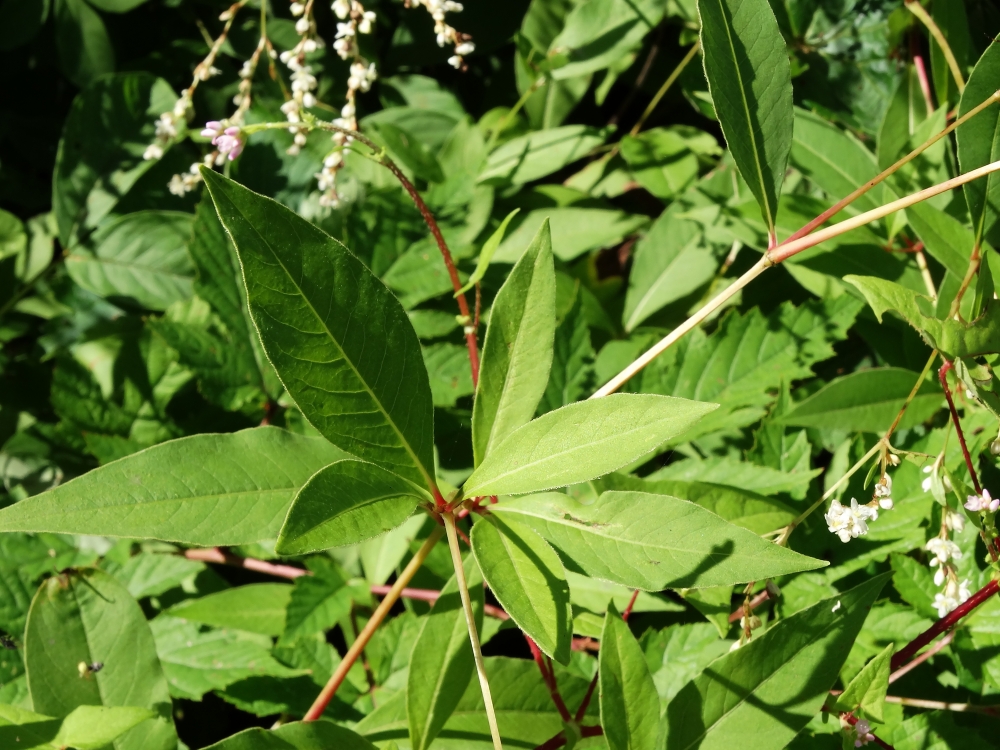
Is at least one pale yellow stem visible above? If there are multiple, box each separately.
[906,0,965,92]
[444,513,502,750]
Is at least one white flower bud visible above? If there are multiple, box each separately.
[295,17,310,34]
[290,2,305,15]
[455,41,475,55]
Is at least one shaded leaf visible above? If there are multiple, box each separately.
[167,583,292,636]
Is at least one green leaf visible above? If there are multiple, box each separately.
[382,239,458,310]
[633,296,861,442]
[0,704,155,750]
[456,208,520,297]
[779,367,941,433]
[200,169,436,489]
[620,127,720,200]
[539,288,595,413]
[492,490,825,590]
[906,200,975,282]
[112,552,205,600]
[167,583,292,636]
[494,206,647,263]
[276,459,424,555]
[565,570,683,616]
[87,0,150,11]
[24,569,177,750]
[832,643,892,722]
[698,0,793,234]
[372,122,444,184]
[664,574,890,750]
[151,616,304,701]
[54,0,115,88]
[599,602,660,750]
[929,0,971,110]
[202,722,377,750]
[548,0,668,80]
[53,73,177,247]
[623,207,716,331]
[473,220,556,465]
[957,39,1000,241]
[479,126,606,186]
[0,0,48,51]
[407,555,483,750]
[65,210,194,310]
[422,342,475,407]
[463,394,718,497]
[789,107,881,214]
[846,274,1000,358]
[470,514,572,664]
[279,566,354,646]
[0,427,348,545]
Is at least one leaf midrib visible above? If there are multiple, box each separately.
[222,192,432,490]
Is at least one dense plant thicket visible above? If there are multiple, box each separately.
[5,0,1000,748]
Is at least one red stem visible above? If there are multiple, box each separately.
[890,579,999,671]
[534,725,604,750]
[913,54,935,114]
[184,548,309,579]
[888,630,954,684]
[622,589,640,621]
[574,675,598,723]
[939,361,982,494]
[382,161,480,386]
[526,635,572,721]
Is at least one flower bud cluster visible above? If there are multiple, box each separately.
[280,0,324,156]
[143,93,191,161]
[825,498,879,543]
[409,0,474,68]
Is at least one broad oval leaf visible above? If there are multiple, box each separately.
[779,367,942,433]
[492,491,826,590]
[202,722,377,749]
[600,603,660,750]
[664,574,889,750]
[201,168,436,489]
[407,555,484,750]
[698,0,793,235]
[167,583,292,636]
[957,39,1000,242]
[472,219,556,465]
[463,394,718,497]
[470,514,572,664]
[0,704,156,750]
[0,427,348,545]
[276,459,425,555]
[25,568,177,750]
[494,206,648,263]
[478,125,606,185]
[65,210,195,310]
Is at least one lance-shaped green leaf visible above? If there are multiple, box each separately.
[957,39,1000,241]
[492,491,825,591]
[464,394,717,497]
[456,208,520,297]
[202,722,377,749]
[906,201,975,280]
[200,168,435,489]
[846,274,1000,358]
[664,574,889,750]
[470,514,572,664]
[472,220,556,465]
[0,704,156,750]
[478,125,606,185]
[167,583,292,636]
[407,555,484,750]
[778,367,942,433]
[277,460,425,555]
[697,0,793,235]
[600,602,660,750]
[831,643,893,722]
[24,569,177,750]
[0,427,348,545]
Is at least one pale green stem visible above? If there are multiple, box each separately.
[443,512,503,750]
[629,41,701,137]
[486,76,546,152]
[906,0,965,91]
[594,160,1000,397]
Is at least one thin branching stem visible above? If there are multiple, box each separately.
[939,360,982,494]
[888,630,954,684]
[303,526,444,721]
[444,512,502,749]
[905,0,965,91]
[630,41,701,137]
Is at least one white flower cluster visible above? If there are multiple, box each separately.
[280,1,324,156]
[143,93,191,161]
[825,498,879,543]
[873,474,893,510]
[933,576,971,619]
[925,536,962,585]
[410,0,474,68]
[332,0,376,59]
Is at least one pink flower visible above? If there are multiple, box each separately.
[965,489,999,513]
[202,122,244,161]
[853,719,875,747]
[201,121,224,139]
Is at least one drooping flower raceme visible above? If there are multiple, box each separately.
[825,498,878,543]
[933,577,971,618]
[925,536,962,586]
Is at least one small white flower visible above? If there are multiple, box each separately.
[455,41,475,55]
[332,0,351,18]
[966,489,999,513]
[295,17,310,34]
[341,102,356,118]
[825,498,878,543]
[358,10,376,34]
[336,21,355,38]
[290,2,305,15]
[945,509,966,532]
[925,537,962,567]
[933,577,972,618]
[143,143,164,161]
[933,566,947,587]
[448,55,462,68]
[303,38,319,53]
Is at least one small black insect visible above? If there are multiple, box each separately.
[0,635,17,650]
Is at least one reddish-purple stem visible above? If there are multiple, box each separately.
[728,590,770,623]
[622,589,640,621]
[526,635,572,722]
[891,579,999,671]
[184,548,309,579]
[888,630,954,684]
[534,725,604,750]
[939,360,982,493]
